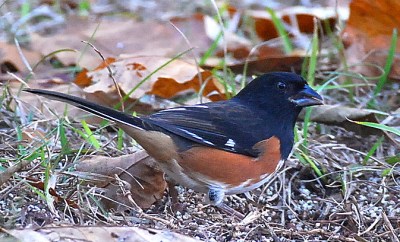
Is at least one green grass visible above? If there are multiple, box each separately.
[20,1,30,16]
[306,23,319,86]
[301,24,319,148]
[78,0,91,15]
[374,28,397,95]
[212,67,236,99]
[15,125,25,156]
[199,31,223,66]
[367,28,398,108]
[116,48,194,109]
[210,0,229,94]
[386,154,400,165]
[297,21,322,178]
[117,128,124,150]
[80,120,101,150]
[352,120,400,136]
[362,136,384,165]
[58,119,70,154]
[266,7,293,54]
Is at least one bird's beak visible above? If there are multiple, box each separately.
[289,85,323,107]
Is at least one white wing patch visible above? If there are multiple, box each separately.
[224,138,236,147]
[177,128,215,146]
[161,107,187,112]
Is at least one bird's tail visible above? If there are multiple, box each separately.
[24,89,146,130]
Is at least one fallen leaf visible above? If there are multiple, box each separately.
[0,42,42,74]
[31,15,211,69]
[299,105,394,139]
[75,150,166,209]
[8,78,87,121]
[5,226,200,242]
[8,75,179,126]
[342,0,400,80]
[248,7,344,41]
[74,58,117,87]
[27,178,79,209]
[204,14,251,51]
[204,6,347,74]
[77,55,226,108]
[20,127,47,145]
[224,55,305,75]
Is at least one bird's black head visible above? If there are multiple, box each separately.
[235,72,323,113]
[234,72,323,159]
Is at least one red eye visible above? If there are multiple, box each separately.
[277,82,287,90]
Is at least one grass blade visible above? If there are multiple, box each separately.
[374,28,397,96]
[81,120,101,149]
[58,119,70,154]
[266,7,293,54]
[352,120,400,136]
[363,136,384,165]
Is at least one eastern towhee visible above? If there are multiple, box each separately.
[25,72,323,215]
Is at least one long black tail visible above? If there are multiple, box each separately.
[24,89,145,130]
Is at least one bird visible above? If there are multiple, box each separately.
[24,72,323,216]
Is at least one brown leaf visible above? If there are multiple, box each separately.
[203,14,252,53]
[27,178,79,209]
[31,15,211,69]
[0,42,41,74]
[342,0,400,80]
[249,7,339,41]
[7,226,200,242]
[77,56,226,107]
[300,105,385,136]
[75,150,166,209]
[225,55,305,75]
[204,7,342,74]
[20,127,46,144]
[9,78,87,121]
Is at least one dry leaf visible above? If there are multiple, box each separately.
[204,14,251,51]
[8,78,87,121]
[76,55,226,106]
[225,56,305,75]
[20,127,47,145]
[0,42,41,74]
[248,7,344,41]
[204,7,346,74]
[342,0,400,80]
[6,226,200,242]
[31,15,211,69]
[75,150,166,209]
[300,105,383,136]
[26,178,79,209]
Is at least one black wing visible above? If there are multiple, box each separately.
[142,99,270,157]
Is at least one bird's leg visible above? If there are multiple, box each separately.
[167,181,185,213]
[208,188,245,220]
[207,188,225,205]
[218,203,245,220]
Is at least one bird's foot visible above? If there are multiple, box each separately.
[208,188,244,220]
[167,182,186,214]
[217,203,245,220]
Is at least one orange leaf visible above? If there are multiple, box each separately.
[342,0,400,80]
[75,150,166,209]
[80,56,226,109]
[74,68,92,86]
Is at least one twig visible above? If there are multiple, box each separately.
[168,21,203,103]
[382,212,399,242]
[0,159,31,186]
[81,41,124,112]
[114,175,176,228]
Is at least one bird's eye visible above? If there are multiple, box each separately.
[277,82,287,91]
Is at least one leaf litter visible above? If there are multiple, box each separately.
[0,0,399,241]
